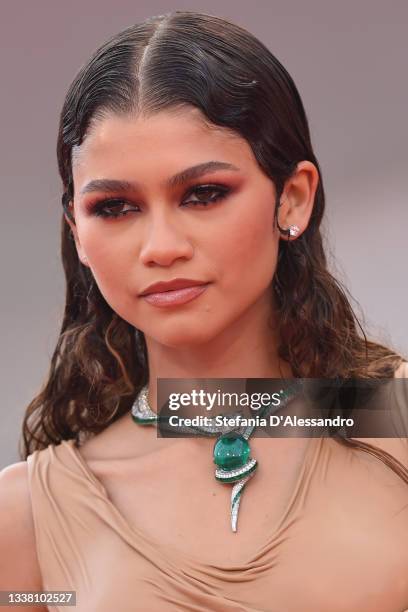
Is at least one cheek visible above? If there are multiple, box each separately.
[76,199,278,328]
[79,227,132,296]
[88,250,137,323]
[216,203,278,290]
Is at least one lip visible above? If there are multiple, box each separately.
[141,283,210,308]
[139,278,209,296]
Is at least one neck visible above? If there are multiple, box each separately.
[143,292,293,411]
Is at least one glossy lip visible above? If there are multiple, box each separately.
[139,277,209,296]
[141,283,210,308]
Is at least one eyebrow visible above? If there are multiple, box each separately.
[79,161,240,196]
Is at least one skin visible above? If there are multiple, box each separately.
[67,105,319,411]
[59,106,322,563]
[1,107,407,603]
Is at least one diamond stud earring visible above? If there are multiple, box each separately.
[275,200,301,239]
[288,225,300,237]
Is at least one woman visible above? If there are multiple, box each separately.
[1,10,407,612]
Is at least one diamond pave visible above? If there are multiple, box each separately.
[131,381,302,532]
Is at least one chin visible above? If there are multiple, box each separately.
[144,323,218,348]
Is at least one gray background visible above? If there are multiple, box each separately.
[1,0,407,468]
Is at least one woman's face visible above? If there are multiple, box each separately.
[69,107,283,347]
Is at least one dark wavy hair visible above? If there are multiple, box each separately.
[21,10,407,483]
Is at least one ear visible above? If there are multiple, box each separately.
[64,204,90,267]
[278,161,319,240]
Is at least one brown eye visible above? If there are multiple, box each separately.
[88,184,230,220]
[182,185,230,206]
[91,199,139,218]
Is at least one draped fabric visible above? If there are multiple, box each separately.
[26,366,408,612]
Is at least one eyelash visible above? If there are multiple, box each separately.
[89,184,231,219]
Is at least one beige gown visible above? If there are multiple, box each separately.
[26,371,408,612]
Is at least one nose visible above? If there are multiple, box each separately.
[139,214,194,267]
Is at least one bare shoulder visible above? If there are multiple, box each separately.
[394,360,408,378]
[0,461,47,611]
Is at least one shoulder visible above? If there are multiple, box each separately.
[394,360,408,378]
[351,360,408,471]
[0,462,36,557]
[0,461,46,603]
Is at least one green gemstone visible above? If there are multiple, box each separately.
[213,432,250,470]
